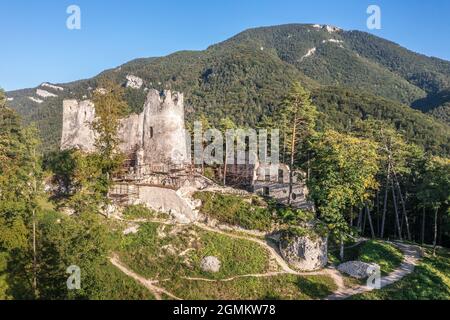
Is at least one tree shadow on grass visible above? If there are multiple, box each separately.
[296,276,334,299]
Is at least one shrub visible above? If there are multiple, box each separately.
[194,192,275,231]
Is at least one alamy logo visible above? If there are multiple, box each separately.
[367,5,382,30]
[188,123,280,166]
[66,265,81,290]
[66,5,81,30]
[366,265,381,289]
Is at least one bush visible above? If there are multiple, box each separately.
[194,192,275,231]
[122,205,159,219]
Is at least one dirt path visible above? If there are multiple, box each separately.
[117,216,300,274]
[325,242,422,300]
[113,216,422,300]
[109,254,181,301]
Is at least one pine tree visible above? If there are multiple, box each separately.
[276,82,318,204]
[0,104,43,299]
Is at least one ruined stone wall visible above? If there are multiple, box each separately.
[61,100,97,152]
[253,163,314,210]
[61,89,189,166]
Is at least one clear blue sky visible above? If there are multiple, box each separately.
[1,0,450,91]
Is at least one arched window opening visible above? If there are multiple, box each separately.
[278,169,284,183]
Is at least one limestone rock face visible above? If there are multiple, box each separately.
[41,83,64,91]
[135,186,199,224]
[279,233,328,271]
[61,89,189,166]
[123,225,140,235]
[126,75,143,89]
[337,261,380,279]
[36,89,57,98]
[200,256,221,273]
[28,97,43,104]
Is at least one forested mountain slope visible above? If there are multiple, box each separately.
[5,24,450,153]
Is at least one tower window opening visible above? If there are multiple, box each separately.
[278,169,284,183]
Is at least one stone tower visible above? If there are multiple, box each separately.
[61,89,189,167]
[140,89,188,166]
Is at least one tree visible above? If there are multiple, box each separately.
[353,119,422,241]
[0,89,5,108]
[309,130,379,260]
[36,211,110,299]
[90,80,128,216]
[276,82,318,204]
[0,105,43,299]
[43,150,77,197]
[417,156,450,255]
[66,152,106,214]
[197,113,211,175]
[219,117,237,186]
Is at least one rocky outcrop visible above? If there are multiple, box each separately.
[300,47,316,62]
[311,24,341,33]
[337,261,380,279]
[200,256,221,273]
[279,232,328,271]
[134,186,199,224]
[126,75,143,89]
[36,89,57,98]
[322,39,344,44]
[61,89,189,166]
[28,97,43,104]
[41,83,64,91]
[123,225,140,235]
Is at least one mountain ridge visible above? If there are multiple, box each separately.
[4,23,450,153]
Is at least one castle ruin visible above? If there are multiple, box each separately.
[61,89,313,222]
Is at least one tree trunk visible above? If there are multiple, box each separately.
[223,153,227,186]
[340,238,345,261]
[362,207,367,234]
[32,208,38,298]
[421,207,426,245]
[393,170,411,241]
[288,116,297,205]
[391,181,402,240]
[433,207,438,256]
[31,146,38,299]
[349,207,353,227]
[106,172,110,219]
[307,152,311,182]
[366,205,376,239]
[381,162,391,238]
[376,191,380,237]
[357,208,363,232]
